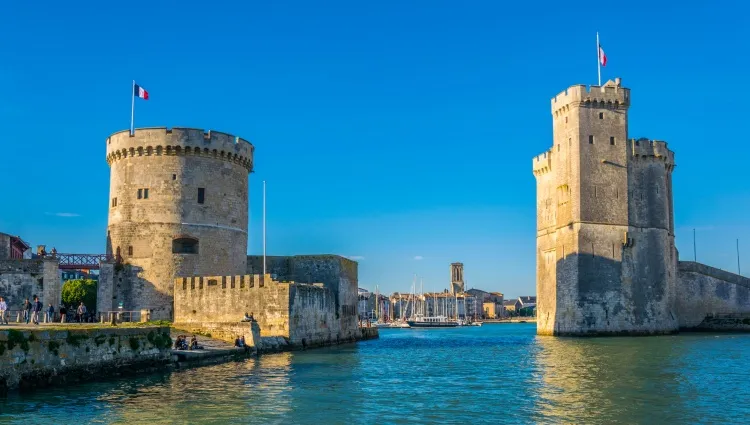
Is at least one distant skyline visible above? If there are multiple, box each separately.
[1,1,748,297]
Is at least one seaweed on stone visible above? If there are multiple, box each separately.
[129,337,140,351]
[8,330,30,352]
[48,341,61,356]
[94,334,107,346]
[66,333,89,347]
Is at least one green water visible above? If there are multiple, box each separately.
[2,324,749,424]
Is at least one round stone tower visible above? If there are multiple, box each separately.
[105,127,254,319]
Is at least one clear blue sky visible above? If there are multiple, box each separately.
[1,1,748,297]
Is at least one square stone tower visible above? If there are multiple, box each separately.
[533,78,678,336]
[450,262,464,294]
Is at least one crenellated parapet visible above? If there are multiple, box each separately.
[106,127,254,172]
[532,150,553,176]
[629,138,676,170]
[551,78,630,117]
[175,274,325,292]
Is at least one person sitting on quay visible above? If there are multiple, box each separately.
[31,296,43,325]
[174,335,189,350]
[190,335,203,350]
[46,304,55,323]
[242,312,255,322]
[59,305,67,323]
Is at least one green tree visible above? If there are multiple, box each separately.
[61,279,97,309]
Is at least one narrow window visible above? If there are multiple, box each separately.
[592,243,595,257]
[144,188,149,199]
[128,246,133,256]
[594,186,597,198]
[137,188,142,199]
[197,188,205,204]
[569,138,571,146]
[599,112,604,119]
[557,144,560,152]
[111,198,117,207]
[589,135,594,144]
[565,117,568,123]
[612,243,615,257]
[610,136,615,145]
[172,174,177,180]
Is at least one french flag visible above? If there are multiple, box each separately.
[134,83,149,100]
[599,44,607,67]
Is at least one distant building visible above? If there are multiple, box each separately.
[483,302,499,319]
[518,296,537,316]
[0,233,30,260]
[503,299,521,315]
[449,262,464,294]
[61,270,99,282]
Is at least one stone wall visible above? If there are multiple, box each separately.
[0,326,172,392]
[174,275,292,336]
[173,273,360,348]
[106,127,254,320]
[247,255,360,338]
[0,259,61,312]
[676,261,750,328]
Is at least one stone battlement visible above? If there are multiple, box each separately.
[629,138,675,166]
[106,127,254,172]
[551,78,630,115]
[175,274,325,292]
[532,150,553,176]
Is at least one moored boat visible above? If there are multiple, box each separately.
[407,315,460,328]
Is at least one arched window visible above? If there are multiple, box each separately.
[172,237,199,254]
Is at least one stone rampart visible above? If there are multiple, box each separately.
[0,326,172,393]
[247,255,360,339]
[0,259,61,311]
[174,274,293,337]
[676,261,750,328]
[173,273,366,349]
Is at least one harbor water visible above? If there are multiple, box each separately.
[2,323,750,424]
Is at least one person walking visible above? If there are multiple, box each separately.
[0,297,8,325]
[46,304,55,323]
[31,296,43,325]
[77,302,87,323]
[23,298,31,324]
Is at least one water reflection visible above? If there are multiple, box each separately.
[532,334,750,424]
[2,326,750,424]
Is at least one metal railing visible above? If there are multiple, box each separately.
[99,310,149,323]
[0,310,92,324]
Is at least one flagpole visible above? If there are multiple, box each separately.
[130,80,135,136]
[596,32,601,86]
[263,180,266,277]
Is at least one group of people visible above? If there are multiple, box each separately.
[174,335,203,350]
[0,296,90,325]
